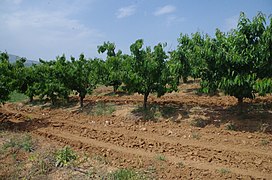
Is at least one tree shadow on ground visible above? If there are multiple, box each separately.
[204,102,272,134]
[28,97,79,110]
[131,103,190,122]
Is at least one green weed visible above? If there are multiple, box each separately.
[2,134,34,152]
[109,168,144,180]
[218,168,230,174]
[260,139,270,146]
[192,132,201,140]
[55,146,77,167]
[156,154,166,161]
[225,123,236,131]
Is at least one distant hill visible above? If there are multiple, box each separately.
[8,54,39,66]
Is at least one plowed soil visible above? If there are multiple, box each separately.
[1,83,272,179]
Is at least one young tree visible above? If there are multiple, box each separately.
[123,39,177,109]
[98,42,124,93]
[68,54,97,108]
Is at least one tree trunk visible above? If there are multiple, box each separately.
[183,77,188,83]
[80,96,84,108]
[29,95,33,102]
[237,97,244,114]
[143,93,149,109]
[113,85,118,93]
[51,98,55,106]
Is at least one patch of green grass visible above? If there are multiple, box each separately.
[225,123,236,131]
[260,139,270,146]
[156,154,166,161]
[92,154,109,164]
[55,146,77,167]
[28,151,55,176]
[218,168,230,174]
[8,91,28,103]
[109,168,145,180]
[2,134,34,152]
[176,161,185,168]
[91,102,116,116]
[191,132,201,140]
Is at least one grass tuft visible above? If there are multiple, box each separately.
[8,91,28,103]
[109,168,145,180]
[55,146,77,167]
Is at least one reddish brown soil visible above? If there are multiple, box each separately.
[1,84,272,179]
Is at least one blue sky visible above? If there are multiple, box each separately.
[0,0,271,61]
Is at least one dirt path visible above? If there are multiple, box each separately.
[2,98,272,179]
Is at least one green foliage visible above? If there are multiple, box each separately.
[98,42,124,92]
[123,39,177,109]
[68,54,97,107]
[170,32,206,85]
[34,57,70,105]
[198,12,272,102]
[55,146,77,167]
[109,168,144,180]
[0,52,13,103]
[3,134,34,152]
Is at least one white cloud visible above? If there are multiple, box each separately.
[154,5,176,16]
[224,15,239,31]
[116,5,136,19]
[0,3,104,60]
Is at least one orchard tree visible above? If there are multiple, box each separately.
[123,39,177,109]
[171,32,206,84]
[199,12,272,104]
[34,57,70,105]
[217,12,270,104]
[254,14,272,95]
[171,34,191,83]
[0,52,13,104]
[98,42,123,93]
[68,54,97,108]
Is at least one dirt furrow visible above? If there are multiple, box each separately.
[48,121,271,174]
[34,128,271,179]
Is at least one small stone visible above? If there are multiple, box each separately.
[255,159,263,165]
[167,130,173,135]
[223,139,228,142]
[247,135,253,139]
[140,127,147,131]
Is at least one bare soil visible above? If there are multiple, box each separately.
[1,83,272,179]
